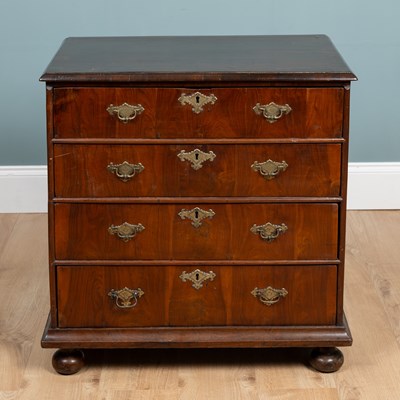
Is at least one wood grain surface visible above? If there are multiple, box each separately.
[53,202,339,261]
[40,35,357,82]
[53,143,342,198]
[56,265,337,328]
[53,87,344,139]
[1,211,399,399]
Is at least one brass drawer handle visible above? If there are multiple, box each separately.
[108,287,144,308]
[178,207,215,228]
[253,102,292,123]
[251,286,288,306]
[107,102,144,123]
[108,222,145,242]
[177,148,216,170]
[107,161,144,182]
[251,159,288,180]
[179,269,216,290]
[178,91,217,114]
[251,222,288,242]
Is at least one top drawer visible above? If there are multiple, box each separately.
[52,87,344,139]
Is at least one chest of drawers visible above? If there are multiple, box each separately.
[40,35,356,374]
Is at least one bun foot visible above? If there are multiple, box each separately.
[52,349,85,375]
[309,347,344,373]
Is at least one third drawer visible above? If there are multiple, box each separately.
[54,202,339,261]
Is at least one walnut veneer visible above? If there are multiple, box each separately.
[40,35,356,374]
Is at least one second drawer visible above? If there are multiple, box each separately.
[54,202,339,261]
[54,143,342,197]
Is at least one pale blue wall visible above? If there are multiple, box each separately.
[0,0,399,165]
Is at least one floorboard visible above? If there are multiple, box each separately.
[0,211,399,399]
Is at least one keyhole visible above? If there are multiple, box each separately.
[195,95,200,104]
[195,273,200,281]
[195,152,199,160]
[195,210,199,219]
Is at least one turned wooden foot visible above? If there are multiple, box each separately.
[309,347,344,373]
[52,349,85,375]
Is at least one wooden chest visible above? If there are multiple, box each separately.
[40,35,356,374]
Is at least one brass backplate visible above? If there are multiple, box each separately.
[251,159,288,180]
[107,102,144,123]
[108,222,145,242]
[107,161,144,182]
[251,286,288,306]
[179,269,216,290]
[177,148,216,170]
[108,287,144,308]
[178,207,215,228]
[178,92,217,114]
[250,222,288,242]
[253,102,292,123]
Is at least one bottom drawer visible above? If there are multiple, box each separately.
[57,265,337,328]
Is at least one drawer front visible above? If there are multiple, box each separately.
[54,203,338,261]
[53,87,343,139]
[57,265,337,328]
[54,143,341,198]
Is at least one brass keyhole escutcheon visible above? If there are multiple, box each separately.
[178,92,217,114]
[179,269,216,290]
[178,207,215,228]
[177,149,216,170]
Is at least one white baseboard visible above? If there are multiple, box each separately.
[347,162,400,210]
[0,166,48,213]
[0,163,399,213]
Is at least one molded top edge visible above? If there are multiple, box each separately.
[40,35,357,82]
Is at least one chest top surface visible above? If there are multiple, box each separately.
[40,35,356,83]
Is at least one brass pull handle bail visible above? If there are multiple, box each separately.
[251,222,288,242]
[108,287,144,308]
[253,102,292,123]
[251,159,288,180]
[251,286,288,306]
[108,222,145,242]
[107,102,144,123]
[107,161,144,182]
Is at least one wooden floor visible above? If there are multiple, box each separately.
[0,211,399,399]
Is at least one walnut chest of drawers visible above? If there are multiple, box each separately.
[40,35,356,374]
